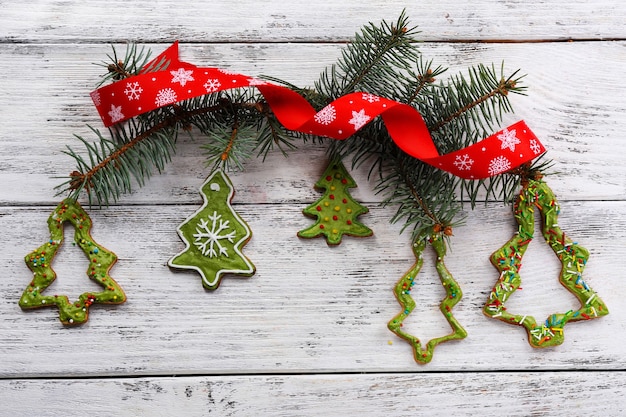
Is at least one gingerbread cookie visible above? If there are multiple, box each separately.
[388,226,467,364]
[298,160,372,245]
[169,169,255,289]
[19,199,126,325]
[483,178,608,347]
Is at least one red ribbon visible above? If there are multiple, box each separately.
[91,42,545,179]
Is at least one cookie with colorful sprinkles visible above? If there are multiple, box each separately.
[19,199,126,325]
[388,226,467,364]
[483,176,608,347]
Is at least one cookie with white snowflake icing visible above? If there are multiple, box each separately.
[168,169,255,289]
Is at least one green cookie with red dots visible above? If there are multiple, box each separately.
[298,160,372,245]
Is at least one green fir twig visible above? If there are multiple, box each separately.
[56,12,548,239]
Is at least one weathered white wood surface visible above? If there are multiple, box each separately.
[1,1,626,415]
[3,0,626,42]
[2,372,625,416]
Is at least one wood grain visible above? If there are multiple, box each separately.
[1,1,625,415]
[2,0,625,42]
[2,372,625,416]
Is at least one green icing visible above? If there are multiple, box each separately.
[169,169,255,290]
[19,199,126,325]
[298,160,372,245]
[484,178,608,347]
[388,227,467,364]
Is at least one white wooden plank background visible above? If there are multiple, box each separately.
[1,1,625,415]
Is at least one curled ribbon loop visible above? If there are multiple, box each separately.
[91,42,545,179]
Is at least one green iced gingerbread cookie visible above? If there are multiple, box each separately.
[169,169,255,290]
[388,226,467,364]
[298,160,372,245]
[484,177,608,347]
[19,199,126,325]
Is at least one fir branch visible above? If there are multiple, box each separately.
[401,165,438,224]
[97,43,155,86]
[221,120,238,163]
[315,10,419,100]
[327,60,529,235]
[56,12,538,233]
[371,143,463,239]
[403,58,446,105]
[58,102,225,204]
[430,65,524,133]
[57,124,177,205]
[59,88,281,206]
[254,113,300,159]
[201,112,258,172]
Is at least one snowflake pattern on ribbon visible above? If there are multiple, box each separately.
[90,91,101,106]
[218,68,239,75]
[498,128,521,151]
[247,77,268,86]
[314,104,337,125]
[488,155,512,175]
[362,93,380,103]
[155,88,178,107]
[108,105,124,123]
[348,109,370,130]
[204,79,221,93]
[530,139,542,155]
[124,81,143,100]
[453,154,474,171]
[170,68,194,86]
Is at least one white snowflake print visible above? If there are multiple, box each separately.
[155,88,178,107]
[314,104,337,125]
[193,211,237,258]
[170,68,194,87]
[530,139,542,155]
[90,91,101,106]
[124,81,143,100]
[108,104,124,123]
[204,79,222,93]
[247,77,267,86]
[218,68,239,75]
[348,109,371,131]
[488,155,512,176]
[361,93,380,103]
[497,128,521,152]
[453,154,474,171]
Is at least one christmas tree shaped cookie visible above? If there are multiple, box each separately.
[484,177,608,347]
[388,227,467,363]
[19,199,126,325]
[169,169,255,290]
[298,160,372,245]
